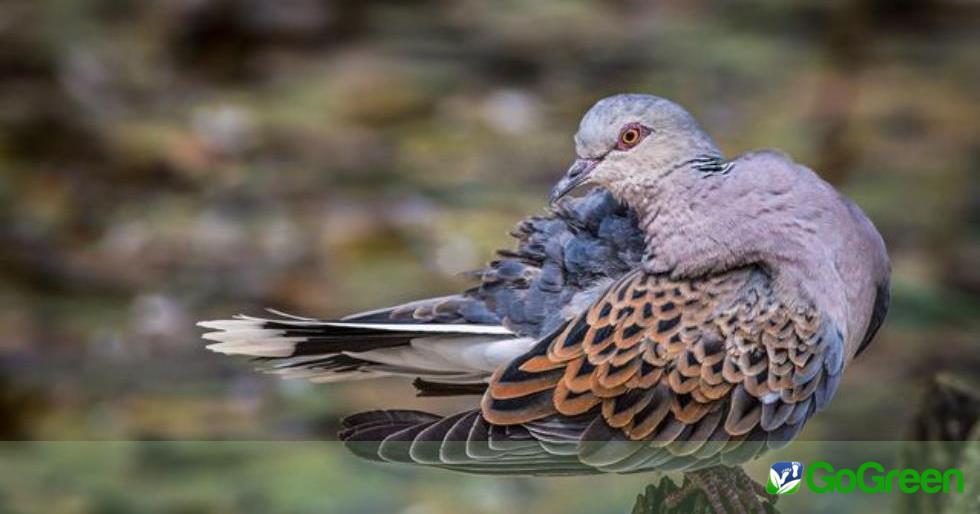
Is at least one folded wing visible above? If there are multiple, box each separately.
[482,267,844,451]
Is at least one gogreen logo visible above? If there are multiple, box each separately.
[767,461,805,495]
[766,461,965,495]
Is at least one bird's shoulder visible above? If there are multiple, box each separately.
[726,149,821,184]
[729,148,795,169]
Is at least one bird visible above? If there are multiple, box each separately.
[199,94,890,510]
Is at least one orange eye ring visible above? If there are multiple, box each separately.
[621,128,640,145]
[617,125,646,149]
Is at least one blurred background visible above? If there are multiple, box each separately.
[0,0,977,512]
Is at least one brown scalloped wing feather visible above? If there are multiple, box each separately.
[482,268,832,442]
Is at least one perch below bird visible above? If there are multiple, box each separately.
[199,94,890,479]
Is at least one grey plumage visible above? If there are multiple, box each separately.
[199,93,890,476]
[471,189,645,336]
[346,188,643,338]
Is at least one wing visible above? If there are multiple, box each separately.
[854,280,890,357]
[483,266,845,449]
[340,409,604,476]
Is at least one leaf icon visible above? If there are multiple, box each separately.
[769,468,782,487]
[778,479,800,495]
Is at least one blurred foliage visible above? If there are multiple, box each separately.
[0,0,977,512]
[901,373,980,514]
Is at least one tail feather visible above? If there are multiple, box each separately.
[201,316,511,355]
[198,313,521,386]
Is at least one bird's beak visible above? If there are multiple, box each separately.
[550,158,599,205]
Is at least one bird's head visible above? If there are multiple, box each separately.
[550,94,721,204]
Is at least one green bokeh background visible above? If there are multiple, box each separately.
[0,1,977,512]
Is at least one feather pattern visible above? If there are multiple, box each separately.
[482,267,843,442]
[337,406,772,475]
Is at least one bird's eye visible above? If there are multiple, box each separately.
[617,124,646,150]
